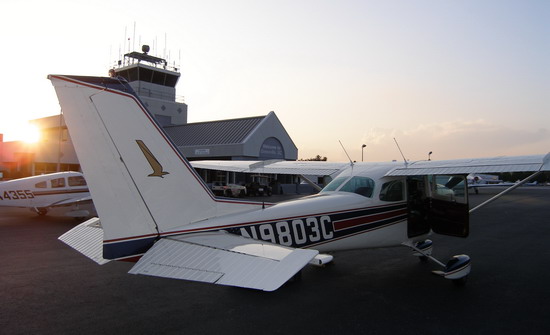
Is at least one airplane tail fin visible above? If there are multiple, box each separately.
[49,75,260,259]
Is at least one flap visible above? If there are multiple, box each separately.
[128,232,318,291]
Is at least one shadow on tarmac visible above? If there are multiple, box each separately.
[1,188,549,334]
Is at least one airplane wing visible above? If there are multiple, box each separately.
[50,195,93,207]
[191,160,348,176]
[192,154,550,178]
[386,153,550,176]
[128,231,319,291]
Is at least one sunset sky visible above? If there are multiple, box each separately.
[1,0,548,162]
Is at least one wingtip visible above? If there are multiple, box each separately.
[542,152,550,171]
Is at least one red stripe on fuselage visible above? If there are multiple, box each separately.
[333,208,408,231]
[33,188,89,196]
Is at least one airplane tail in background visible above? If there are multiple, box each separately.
[49,75,261,259]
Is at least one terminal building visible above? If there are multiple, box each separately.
[0,46,298,186]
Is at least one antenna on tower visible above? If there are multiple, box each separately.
[123,26,127,54]
[163,33,167,60]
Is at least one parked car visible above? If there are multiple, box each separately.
[211,181,247,197]
[246,181,272,196]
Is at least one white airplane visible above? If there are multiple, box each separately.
[48,74,550,291]
[0,171,92,218]
[467,173,539,194]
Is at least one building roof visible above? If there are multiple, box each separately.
[30,115,66,129]
[164,115,265,146]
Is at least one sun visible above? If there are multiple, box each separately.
[17,124,41,143]
[1,121,42,143]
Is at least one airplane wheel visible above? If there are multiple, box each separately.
[37,208,48,216]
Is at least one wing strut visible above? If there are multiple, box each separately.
[469,171,542,214]
[298,174,322,192]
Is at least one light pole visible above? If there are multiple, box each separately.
[428,151,433,161]
[362,144,367,162]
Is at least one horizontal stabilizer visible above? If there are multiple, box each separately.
[128,232,318,291]
[58,218,110,265]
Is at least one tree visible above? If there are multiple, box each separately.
[299,155,328,161]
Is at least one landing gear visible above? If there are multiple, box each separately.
[34,208,48,216]
[405,240,471,286]
[413,239,433,262]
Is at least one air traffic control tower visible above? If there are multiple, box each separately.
[111,45,187,126]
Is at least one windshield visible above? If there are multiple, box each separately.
[321,176,375,198]
[339,176,375,197]
[321,176,348,192]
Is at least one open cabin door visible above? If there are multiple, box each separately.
[407,175,469,238]
[428,175,469,237]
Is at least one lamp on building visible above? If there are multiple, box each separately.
[361,144,367,162]
[428,151,433,161]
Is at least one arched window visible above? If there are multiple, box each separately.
[259,137,285,159]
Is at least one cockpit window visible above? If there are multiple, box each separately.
[68,176,87,187]
[51,178,65,188]
[35,181,47,188]
[321,176,348,192]
[379,180,404,201]
[339,176,375,198]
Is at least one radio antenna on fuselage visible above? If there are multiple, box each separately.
[339,140,354,167]
[393,137,408,167]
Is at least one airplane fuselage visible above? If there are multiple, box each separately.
[207,194,410,252]
[0,172,89,213]
[103,165,446,260]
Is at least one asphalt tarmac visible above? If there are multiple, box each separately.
[1,188,549,334]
